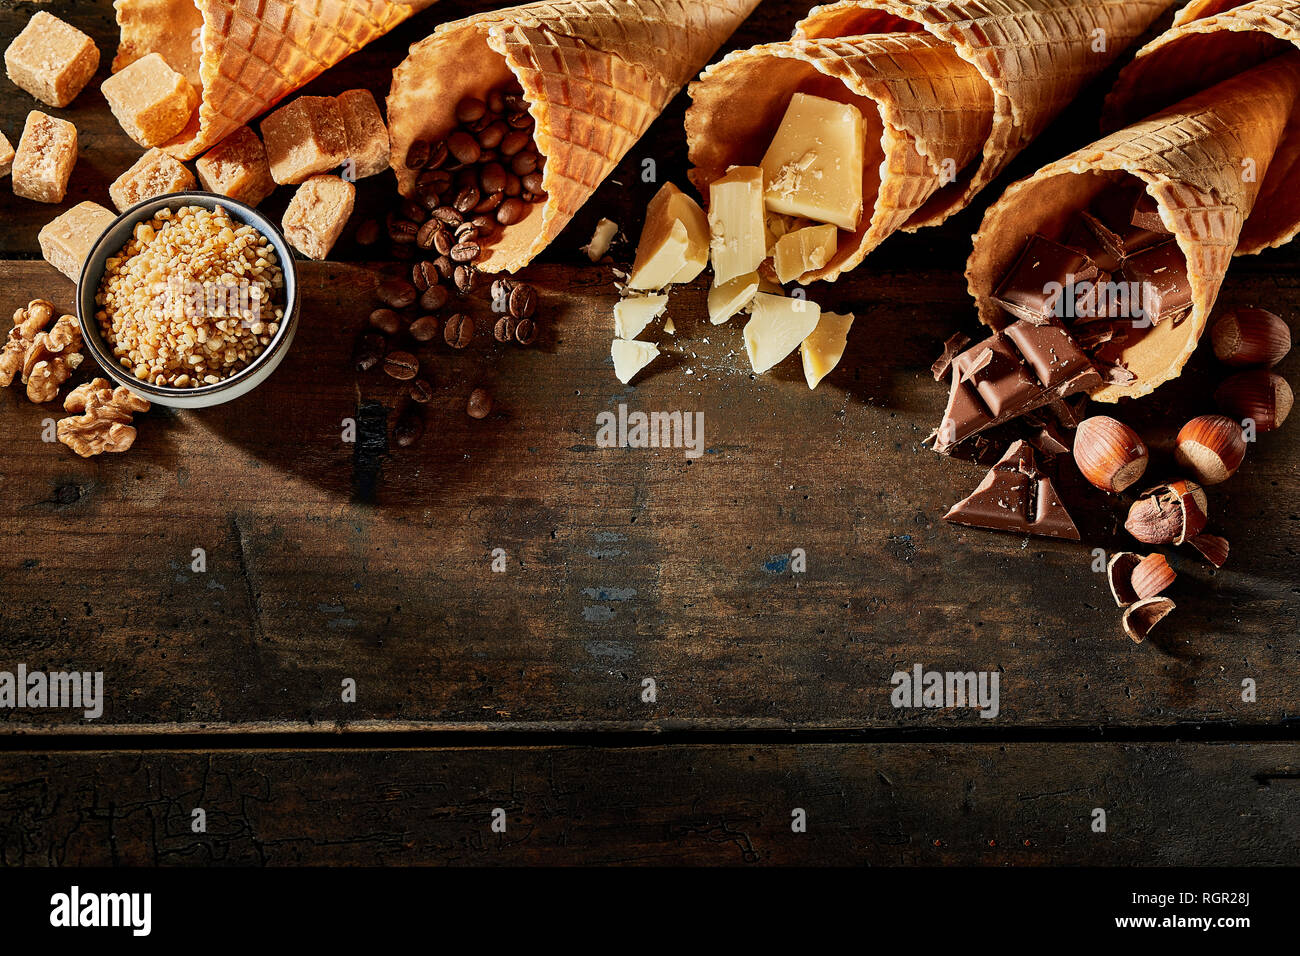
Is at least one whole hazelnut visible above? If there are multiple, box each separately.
[1210,307,1291,367]
[1174,415,1247,485]
[1073,416,1149,493]
[1214,370,1293,432]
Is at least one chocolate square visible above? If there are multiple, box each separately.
[1003,320,1092,390]
[994,234,1099,324]
[1081,185,1169,260]
[958,336,1039,418]
[1125,241,1191,325]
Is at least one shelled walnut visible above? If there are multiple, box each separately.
[0,299,84,402]
[56,378,150,458]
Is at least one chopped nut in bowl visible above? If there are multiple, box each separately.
[75,193,300,409]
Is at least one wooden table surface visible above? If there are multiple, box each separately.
[0,0,1297,866]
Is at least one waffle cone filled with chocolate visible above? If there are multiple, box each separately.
[683,0,1174,284]
[387,0,762,275]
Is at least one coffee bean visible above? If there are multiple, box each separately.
[416,219,442,251]
[453,185,481,213]
[521,171,545,195]
[383,350,420,381]
[497,198,527,226]
[494,315,517,343]
[478,148,499,165]
[418,167,451,190]
[474,190,505,214]
[412,260,439,291]
[456,96,487,124]
[511,151,538,176]
[420,285,449,312]
[408,315,440,343]
[409,379,434,404]
[447,131,481,165]
[405,139,431,169]
[388,218,418,244]
[427,140,449,170]
[503,92,528,112]
[432,206,464,226]
[434,256,455,281]
[467,387,493,420]
[455,221,479,244]
[354,333,386,372]
[450,241,480,264]
[490,278,516,303]
[369,308,402,336]
[454,264,478,294]
[487,89,506,114]
[376,278,418,309]
[504,173,523,197]
[506,110,534,131]
[478,121,508,150]
[478,162,508,194]
[434,227,453,257]
[401,198,428,224]
[500,130,530,157]
[444,313,474,348]
[509,284,537,319]
[471,215,497,236]
[394,408,424,448]
[513,317,537,346]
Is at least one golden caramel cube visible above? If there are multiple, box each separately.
[12,110,78,203]
[101,53,198,147]
[338,89,390,180]
[0,132,13,180]
[195,126,275,206]
[39,201,116,281]
[109,149,197,212]
[283,174,355,260]
[4,12,100,108]
[261,96,348,185]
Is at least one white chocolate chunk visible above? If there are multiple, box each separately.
[583,217,619,261]
[801,311,855,389]
[761,93,865,232]
[614,294,668,340]
[708,165,766,284]
[612,339,660,385]
[707,271,759,325]
[773,223,838,284]
[628,183,708,290]
[743,292,821,374]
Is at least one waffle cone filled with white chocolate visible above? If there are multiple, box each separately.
[112,0,439,160]
[684,0,1175,285]
[387,0,762,275]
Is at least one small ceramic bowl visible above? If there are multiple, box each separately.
[76,192,300,409]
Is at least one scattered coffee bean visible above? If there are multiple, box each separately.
[354,333,386,372]
[474,190,504,215]
[494,315,517,343]
[454,264,478,293]
[388,218,418,244]
[513,317,537,345]
[487,89,506,114]
[410,379,434,404]
[369,308,402,336]
[383,350,420,381]
[412,260,439,291]
[467,387,493,420]
[490,277,516,302]
[394,408,425,448]
[356,219,381,246]
[401,198,428,224]
[415,219,441,251]
[507,110,533,130]
[479,162,508,194]
[427,140,449,170]
[432,206,464,227]
[509,283,537,319]
[450,241,481,264]
[444,313,474,348]
[405,139,431,169]
[434,256,456,281]
[408,315,440,343]
[419,284,449,312]
[471,214,497,234]
[453,185,481,213]
[376,277,418,309]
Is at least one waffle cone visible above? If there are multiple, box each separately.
[113,0,438,161]
[1104,0,1300,254]
[388,0,761,275]
[967,53,1300,403]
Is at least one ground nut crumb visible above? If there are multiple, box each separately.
[95,204,285,388]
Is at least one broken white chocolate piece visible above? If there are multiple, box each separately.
[801,311,855,389]
[614,294,668,340]
[39,201,115,281]
[612,339,660,385]
[760,93,865,232]
[583,217,619,261]
[708,271,759,325]
[743,292,821,374]
[708,165,766,285]
[773,223,838,285]
[628,182,709,290]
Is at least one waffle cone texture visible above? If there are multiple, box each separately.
[684,0,1175,284]
[113,0,439,161]
[388,0,762,274]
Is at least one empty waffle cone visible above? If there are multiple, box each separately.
[387,0,762,275]
[1104,0,1300,254]
[686,33,995,284]
[967,53,1300,403]
[113,0,438,161]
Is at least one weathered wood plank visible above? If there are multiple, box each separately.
[1,743,1296,865]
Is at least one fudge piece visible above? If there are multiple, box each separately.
[101,53,198,147]
[109,148,196,212]
[0,132,13,179]
[39,201,116,281]
[195,126,275,206]
[4,12,100,108]
[337,89,390,180]
[944,440,1080,540]
[12,111,78,203]
[282,174,355,259]
[262,96,348,185]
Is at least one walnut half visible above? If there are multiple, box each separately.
[0,299,85,403]
[57,378,151,458]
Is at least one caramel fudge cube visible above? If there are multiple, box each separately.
[39,201,115,281]
[262,96,348,185]
[338,89,390,180]
[109,148,197,212]
[12,111,78,203]
[0,132,13,179]
[283,174,355,260]
[195,126,275,206]
[4,12,100,108]
[101,53,198,147]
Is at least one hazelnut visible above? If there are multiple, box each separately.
[1126,480,1208,546]
[1073,416,1148,492]
[1122,596,1176,644]
[1214,370,1293,432]
[1210,307,1290,367]
[1174,414,1247,485]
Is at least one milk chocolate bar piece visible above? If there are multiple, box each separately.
[993,234,1098,324]
[934,319,1102,454]
[1062,219,1121,273]
[4,11,100,108]
[1080,185,1168,260]
[944,440,1080,540]
[1125,241,1192,325]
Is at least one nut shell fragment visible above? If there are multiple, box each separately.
[1187,533,1229,568]
[1122,596,1176,644]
